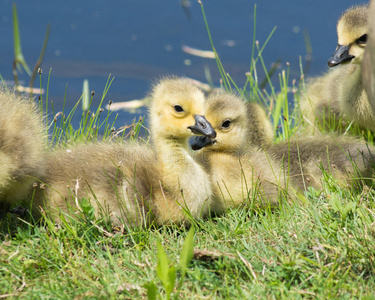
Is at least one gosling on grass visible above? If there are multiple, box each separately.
[0,89,46,219]
[192,91,289,214]
[302,5,375,133]
[193,91,375,208]
[33,77,216,227]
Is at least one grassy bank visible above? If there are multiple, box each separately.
[1,181,375,298]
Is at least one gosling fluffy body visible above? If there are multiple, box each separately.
[34,77,214,227]
[35,142,157,226]
[269,136,375,191]
[0,89,46,218]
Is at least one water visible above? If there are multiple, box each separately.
[0,0,364,126]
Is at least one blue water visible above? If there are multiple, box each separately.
[0,0,364,126]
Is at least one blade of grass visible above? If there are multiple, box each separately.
[198,0,230,91]
[29,23,51,94]
[12,3,31,77]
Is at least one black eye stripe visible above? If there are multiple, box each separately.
[174,105,184,112]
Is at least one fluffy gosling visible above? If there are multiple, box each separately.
[302,5,375,133]
[192,91,289,214]
[33,77,216,227]
[193,91,375,204]
[0,89,46,219]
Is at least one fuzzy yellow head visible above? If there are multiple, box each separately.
[328,5,367,67]
[149,77,216,141]
[192,91,248,152]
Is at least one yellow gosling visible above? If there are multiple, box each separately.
[192,91,289,214]
[302,5,374,132]
[34,77,215,227]
[193,91,375,211]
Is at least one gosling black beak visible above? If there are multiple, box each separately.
[327,44,354,67]
[191,136,216,151]
[188,115,216,139]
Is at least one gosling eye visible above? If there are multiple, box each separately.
[173,105,184,113]
[356,34,367,45]
[221,120,231,129]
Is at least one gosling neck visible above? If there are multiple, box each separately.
[199,147,238,170]
[152,133,191,162]
[151,131,212,220]
[341,64,365,107]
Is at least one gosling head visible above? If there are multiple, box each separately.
[328,5,367,67]
[149,77,216,140]
[191,91,247,152]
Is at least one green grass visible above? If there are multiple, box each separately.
[2,181,375,298]
[1,3,375,299]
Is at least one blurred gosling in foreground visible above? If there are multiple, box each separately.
[0,89,46,219]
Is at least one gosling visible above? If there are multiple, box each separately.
[302,5,375,133]
[33,77,216,227]
[0,89,46,219]
[192,91,289,214]
[194,91,375,197]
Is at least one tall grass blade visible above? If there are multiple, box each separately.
[29,23,51,92]
[12,3,31,76]
[199,0,230,90]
